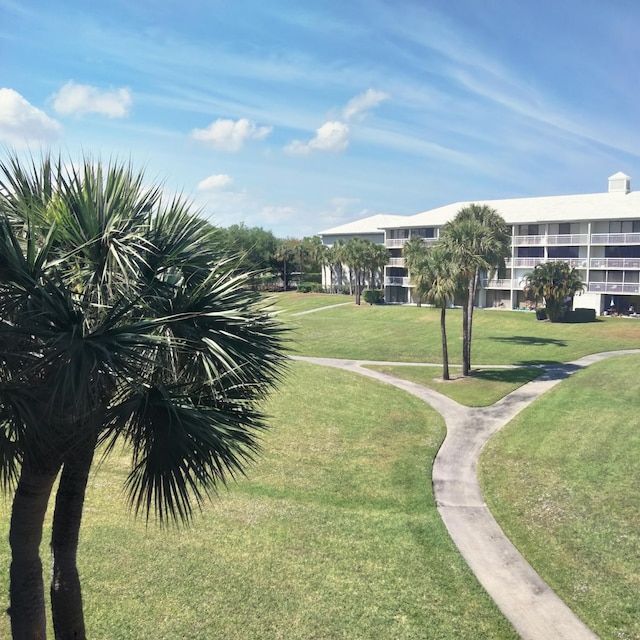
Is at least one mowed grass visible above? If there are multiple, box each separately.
[282,297,640,364]
[362,365,543,406]
[0,362,517,639]
[265,291,355,316]
[480,355,640,640]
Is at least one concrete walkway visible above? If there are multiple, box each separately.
[291,350,640,640]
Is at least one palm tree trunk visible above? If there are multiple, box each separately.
[50,436,97,640]
[465,276,477,375]
[461,288,470,377]
[10,460,61,640]
[440,304,450,381]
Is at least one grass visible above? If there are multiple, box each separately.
[283,300,640,364]
[264,291,355,316]
[362,365,543,406]
[0,362,517,639]
[480,355,640,640]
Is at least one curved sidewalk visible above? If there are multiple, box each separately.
[291,350,640,640]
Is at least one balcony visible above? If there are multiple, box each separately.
[510,257,545,268]
[545,257,587,268]
[384,237,437,249]
[481,278,515,289]
[588,282,640,294]
[513,235,545,246]
[590,232,640,245]
[387,257,405,267]
[546,234,588,246]
[384,276,411,287]
[590,257,640,269]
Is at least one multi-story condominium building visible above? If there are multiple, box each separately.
[318,172,640,315]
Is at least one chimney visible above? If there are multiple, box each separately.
[608,171,631,193]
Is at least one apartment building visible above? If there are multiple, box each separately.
[318,172,640,315]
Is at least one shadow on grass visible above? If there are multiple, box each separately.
[470,368,543,384]
[491,335,567,347]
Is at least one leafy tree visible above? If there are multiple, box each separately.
[326,239,345,293]
[441,204,510,376]
[275,240,296,291]
[217,223,280,276]
[403,235,429,306]
[524,261,585,322]
[365,242,389,290]
[0,153,287,640]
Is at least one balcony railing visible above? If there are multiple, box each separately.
[384,276,411,287]
[546,234,588,246]
[545,257,588,268]
[513,235,545,246]
[590,257,640,269]
[387,257,405,267]
[510,257,545,268]
[481,279,515,289]
[588,282,640,294]
[384,237,437,249]
[590,232,640,245]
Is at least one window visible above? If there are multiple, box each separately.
[527,224,539,236]
[558,223,571,235]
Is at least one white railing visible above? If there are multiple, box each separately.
[545,258,587,268]
[511,257,545,268]
[590,232,640,245]
[546,234,588,245]
[590,257,640,269]
[384,276,412,287]
[513,235,545,246]
[387,257,405,267]
[482,279,515,289]
[588,282,640,294]
[385,238,407,248]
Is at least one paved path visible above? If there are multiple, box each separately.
[292,350,640,640]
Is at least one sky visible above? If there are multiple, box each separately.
[2,0,640,239]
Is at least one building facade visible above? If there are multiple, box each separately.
[318,173,640,315]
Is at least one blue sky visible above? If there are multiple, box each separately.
[2,0,639,238]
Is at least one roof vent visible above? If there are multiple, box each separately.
[608,171,631,193]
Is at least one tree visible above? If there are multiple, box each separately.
[404,241,461,380]
[441,204,510,376]
[0,153,287,640]
[365,242,389,290]
[326,239,345,293]
[275,240,295,291]
[524,261,585,322]
[343,238,371,305]
[217,223,280,279]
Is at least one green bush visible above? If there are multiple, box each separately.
[304,272,322,283]
[535,308,547,321]
[363,289,385,305]
[297,282,324,293]
[563,308,596,323]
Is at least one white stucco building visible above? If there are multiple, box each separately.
[318,172,640,314]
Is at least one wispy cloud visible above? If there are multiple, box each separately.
[197,173,234,190]
[343,88,388,121]
[51,81,132,118]
[0,88,62,146]
[191,118,272,152]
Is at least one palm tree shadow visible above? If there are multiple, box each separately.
[491,335,567,347]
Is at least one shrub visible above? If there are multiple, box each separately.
[304,272,322,284]
[535,308,548,321]
[563,308,596,323]
[297,282,324,293]
[363,289,385,305]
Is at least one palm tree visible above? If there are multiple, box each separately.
[366,242,389,290]
[327,239,346,293]
[404,241,460,380]
[441,204,510,376]
[275,240,295,291]
[403,235,429,306]
[524,261,585,322]
[343,238,370,305]
[0,153,287,640]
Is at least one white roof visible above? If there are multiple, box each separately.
[317,213,406,236]
[401,190,640,228]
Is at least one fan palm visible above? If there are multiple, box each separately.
[441,204,510,376]
[0,153,287,640]
[524,261,585,322]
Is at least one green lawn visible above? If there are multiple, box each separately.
[0,362,517,639]
[283,298,640,364]
[265,291,355,316]
[480,355,640,640]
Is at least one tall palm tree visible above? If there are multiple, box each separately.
[0,153,287,640]
[275,240,295,291]
[343,238,370,305]
[441,204,510,376]
[403,235,429,306]
[524,261,584,322]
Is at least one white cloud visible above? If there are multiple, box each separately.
[191,118,272,152]
[197,173,234,190]
[285,121,350,155]
[343,88,389,121]
[51,81,132,118]
[0,88,62,147]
